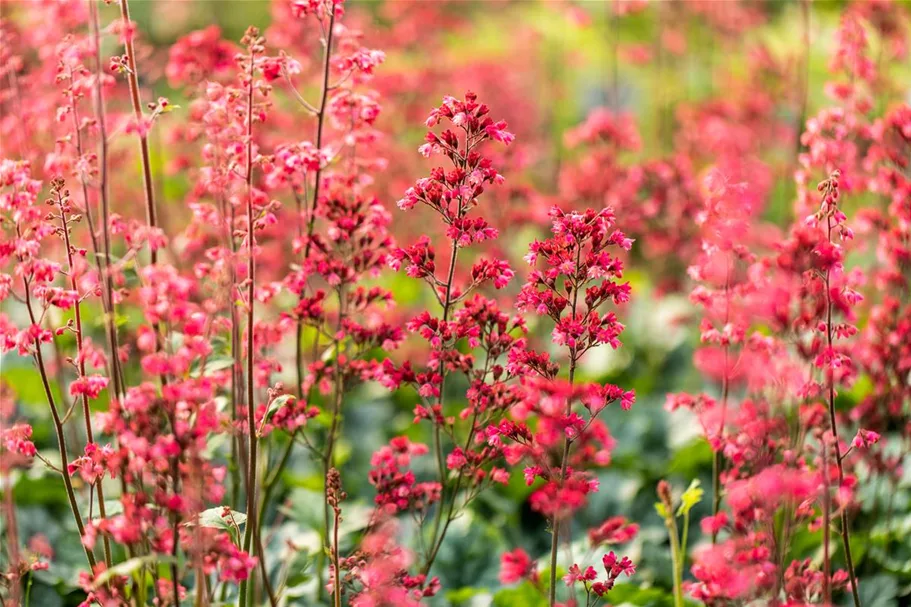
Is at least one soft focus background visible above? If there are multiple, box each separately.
[2,1,910,606]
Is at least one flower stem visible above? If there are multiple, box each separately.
[22,276,96,573]
[711,259,732,544]
[549,245,582,607]
[58,194,113,568]
[239,39,259,607]
[424,235,460,574]
[332,503,342,607]
[90,0,126,399]
[299,14,335,598]
[823,211,861,607]
[119,0,159,265]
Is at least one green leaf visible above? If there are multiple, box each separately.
[655,501,668,519]
[446,586,485,606]
[264,394,294,423]
[677,479,703,517]
[194,356,235,377]
[492,582,546,607]
[605,583,678,606]
[255,394,295,437]
[187,507,247,530]
[851,574,898,607]
[321,341,340,362]
[2,365,63,411]
[668,439,713,477]
[92,555,176,589]
[94,499,124,520]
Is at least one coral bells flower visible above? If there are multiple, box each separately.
[588,516,639,546]
[851,429,880,449]
[68,374,109,399]
[505,202,635,523]
[1,423,37,465]
[291,0,345,19]
[67,443,121,485]
[499,548,538,585]
[563,552,635,601]
[4,2,908,606]
[166,25,235,87]
[368,439,441,514]
[602,551,636,578]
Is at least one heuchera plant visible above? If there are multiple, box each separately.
[1,1,909,607]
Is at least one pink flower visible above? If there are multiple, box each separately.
[69,374,110,399]
[602,551,636,577]
[589,516,639,545]
[851,429,880,449]
[499,548,536,584]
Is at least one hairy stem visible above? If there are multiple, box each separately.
[423,235,460,575]
[711,259,732,544]
[823,212,861,607]
[303,10,336,259]
[90,0,125,399]
[118,0,159,265]
[332,504,342,607]
[667,515,683,607]
[548,244,583,606]
[22,275,96,573]
[58,197,113,568]
[298,15,335,597]
[822,440,832,604]
[240,45,258,607]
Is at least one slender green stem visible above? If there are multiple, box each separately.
[680,511,690,585]
[660,502,683,607]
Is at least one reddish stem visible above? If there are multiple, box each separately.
[823,209,861,607]
[118,0,159,265]
[90,0,125,399]
[21,271,96,573]
[57,192,113,568]
[240,39,259,607]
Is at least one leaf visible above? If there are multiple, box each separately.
[321,341,340,362]
[264,394,294,423]
[187,507,247,530]
[677,479,703,517]
[94,499,124,520]
[668,440,713,477]
[655,501,668,519]
[446,586,486,606]
[92,555,176,589]
[23,583,63,607]
[193,357,235,377]
[851,574,899,607]
[605,583,679,606]
[492,582,546,607]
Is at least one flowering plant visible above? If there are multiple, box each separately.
[1,1,909,607]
